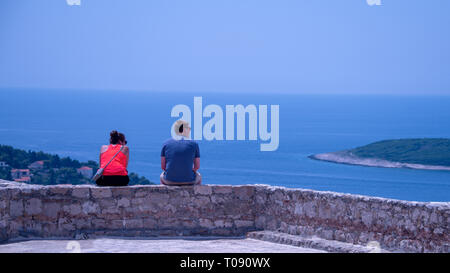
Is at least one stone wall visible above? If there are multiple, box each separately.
[0,180,448,252]
[0,181,256,242]
[253,186,449,253]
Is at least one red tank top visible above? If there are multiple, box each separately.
[100,145,128,176]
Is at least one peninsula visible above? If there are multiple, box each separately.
[309,138,450,171]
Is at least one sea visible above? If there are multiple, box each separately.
[1,89,450,202]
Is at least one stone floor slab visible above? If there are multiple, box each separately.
[0,236,326,253]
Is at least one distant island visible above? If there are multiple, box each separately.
[309,138,450,171]
[0,144,155,185]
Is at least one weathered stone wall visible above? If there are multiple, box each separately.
[253,186,449,253]
[0,181,256,242]
[0,180,448,252]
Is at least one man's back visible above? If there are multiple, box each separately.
[161,138,200,182]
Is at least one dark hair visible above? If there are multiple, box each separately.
[110,130,126,144]
[178,124,184,133]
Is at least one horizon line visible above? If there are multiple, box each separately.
[1,86,450,97]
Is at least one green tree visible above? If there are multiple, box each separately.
[129,172,155,185]
[0,167,12,180]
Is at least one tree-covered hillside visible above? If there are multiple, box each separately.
[0,144,154,185]
[0,144,97,170]
[350,138,450,166]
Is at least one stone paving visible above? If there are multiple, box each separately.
[0,237,326,253]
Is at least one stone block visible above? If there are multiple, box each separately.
[58,217,76,231]
[43,202,61,218]
[10,200,24,217]
[149,193,169,204]
[64,204,82,216]
[72,188,90,199]
[112,188,134,198]
[118,197,131,208]
[135,188,150,198]
[92,219,107,229]
[25,198,42,215]
[0,200,7,211]
[211,229,232,236]
[361,210,374,227]
[143,218,158,229]
[91,188,112,199]
[194,196,210,207]
[255,216,266,229]
[74,218,91,229]
[303,201,316,218]
[234,220,254,228]
[199,218,213,228]
[233,186,254,200]
[82,201,100,214]
[294,203,303,216]
[213,186,232,194]
[99,199,116,208]
[0,219,8,229]
[49,186,70,195]
[214,219,233,228]
[124,219,143,229]
[194,185,212,195]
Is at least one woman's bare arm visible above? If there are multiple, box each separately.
[99,145,108,167]
[123,146,129,169]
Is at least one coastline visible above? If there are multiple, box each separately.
[309,151,450,171]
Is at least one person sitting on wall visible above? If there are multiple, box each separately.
[160,120,201,186]
[96,130,130,186]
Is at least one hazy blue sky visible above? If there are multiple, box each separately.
[0,0,449,94]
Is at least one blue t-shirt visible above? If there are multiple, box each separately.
[161,138,200,182]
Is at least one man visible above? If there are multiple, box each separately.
[160,120,201,185]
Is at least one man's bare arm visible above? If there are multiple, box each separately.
[193,157,200,171]
[161,156,166,171]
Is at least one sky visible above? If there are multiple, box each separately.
[0,0,449,94]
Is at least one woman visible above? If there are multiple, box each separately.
[96,130,129,186]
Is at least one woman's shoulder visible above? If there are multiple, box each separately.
[100,145,109,153]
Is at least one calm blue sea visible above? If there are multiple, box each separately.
[1,89,450,202]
